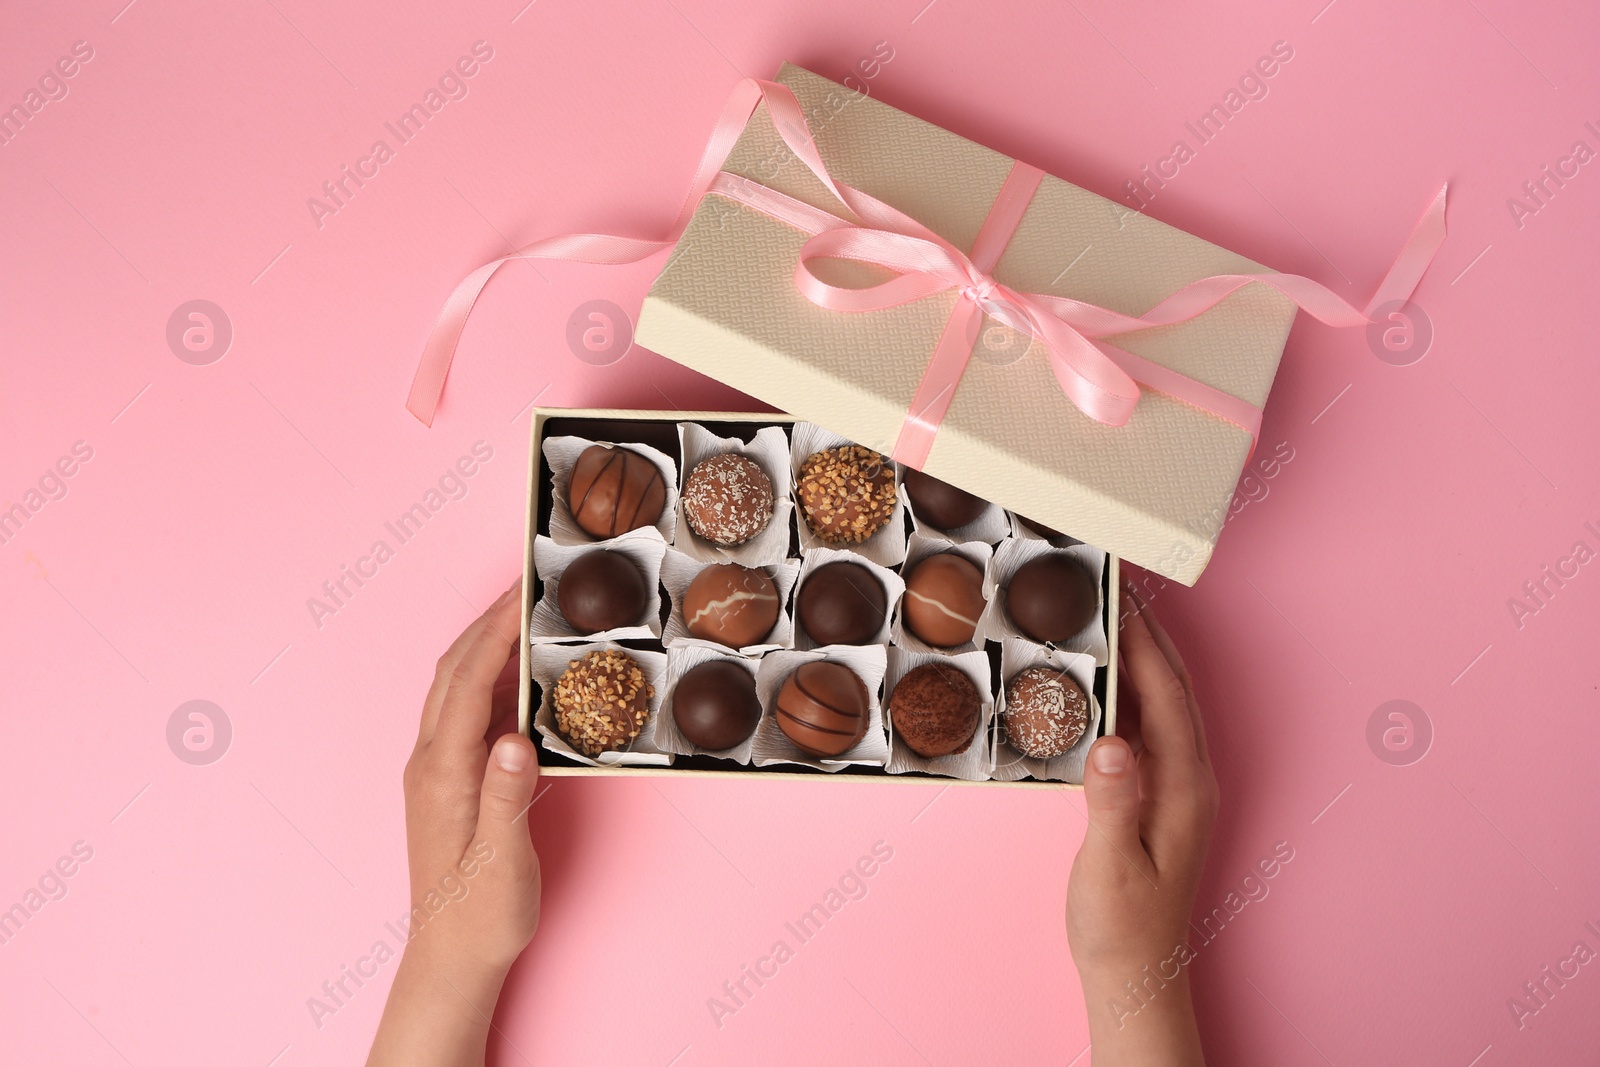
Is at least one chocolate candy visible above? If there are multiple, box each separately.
[902,553,985,647]
[672,659,761,751]
[797,444,897,543]
[1003,666,1089,758]
[776,660,871,757]
[556,550,647,633]
[1017,515,1066,540]
[1006,554,1098,643]
[902,469,987,531]
[553,648,654,756]
[568,444,667,539]
[682,453,774,546]
[683,563,781,648]
[797,561,887,646]
[887,661,981,758]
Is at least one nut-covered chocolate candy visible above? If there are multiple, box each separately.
[672,659,761,751]
[1003,666,1089,759]
[775,660,871,757]
[568,444,667,539]
[797,444,897,544]
[1006,554,1098,643]
[887,661,981,758]
[797,561,886,646]
[902,553,985,647]
[556,550,648,633]
[682,453,775,546]
[553,648,654,756]
[683,563,781,648]
[902,469,987,531]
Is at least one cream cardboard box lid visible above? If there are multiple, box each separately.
[635,64,1297,585]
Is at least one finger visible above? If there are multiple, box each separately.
[1079,737,1150,874]
[476,734,541,871]
[418,578,522,746]
[1134,591,1209,766]
[432,585,525,755]
[1117,584,1199,766]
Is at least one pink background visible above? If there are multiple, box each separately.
[3,0,1597,1063]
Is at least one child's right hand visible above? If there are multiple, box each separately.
[1066,583,1218,1066]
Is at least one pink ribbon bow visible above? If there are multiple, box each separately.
[407,76,1448,470]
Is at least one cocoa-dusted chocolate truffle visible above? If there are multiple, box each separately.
[682,453,774,546]
[672,659,761,751]
[887,662,981,759]
[776,660,871,757]
[797,561,886,646]
[902,469,987,531]
[797,444,897,544]
[553,648,654,756]
[683,563,781,648]
[568,444,667,539]
[1003,666,1089,758]
[902,553,985,647]
[1006,554,1098,643]
[556,550,648,633]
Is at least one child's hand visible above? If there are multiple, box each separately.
[1066,583,1218,1066]
[369,579,541,1067]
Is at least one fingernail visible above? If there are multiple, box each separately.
[1092,742,1128,774]
[494,576,523,607]
[494,736,530,772]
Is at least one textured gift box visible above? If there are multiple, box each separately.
[635,63,1299,585]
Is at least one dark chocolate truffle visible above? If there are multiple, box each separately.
[797,444,897,543]
[556,550,647,633]
[672,659,761,751]
[902,469,987,531]
[775,661,871,757]
[797,561,887,645]
[887,662,981,758]
[553,648,654,756]
[683,564,781,648]
[682,453,774,546]
[1006,554,1098,643]
[568,444,667,539]
[902,553,986,647]
[1003,666,1089,758]
[1018,515,1066,540]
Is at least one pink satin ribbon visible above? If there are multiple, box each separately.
[408,77,1449,470]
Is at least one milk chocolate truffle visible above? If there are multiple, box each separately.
[682,453,775,546]
[1003,666,1089,758]
[776,660,871,757]
[902,553,985,647]
[672,659,761,751]
[553,648,654,756]
[1006,554,1098,643]
[797,444,897,544]
[902,469,987,531]
[683,563,781,648]
[568,444,667,539]
[797,561,887,645]
[887,662,981,758]
[556,550,648,633]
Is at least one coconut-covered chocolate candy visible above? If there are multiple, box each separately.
[1002,666,1089,759]
[682,453,774,546]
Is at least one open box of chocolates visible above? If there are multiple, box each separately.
[517,408,1120,789]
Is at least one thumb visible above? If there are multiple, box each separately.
[477,733,540,862]
[1081,737,1146,867]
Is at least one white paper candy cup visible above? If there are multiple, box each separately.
[750,644,889,771]
[543,435,679,546]
[788,421,906,567]
[674,423,795,567]
[882,646,994,781]
[659,548,799,654]
[791,547,906,652]
[989,638,1101,783]
[980,536,1109,665]
[891,533,993,656]
[528,528,667,644]
[530,643,671,767]
[652,645,762,763]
